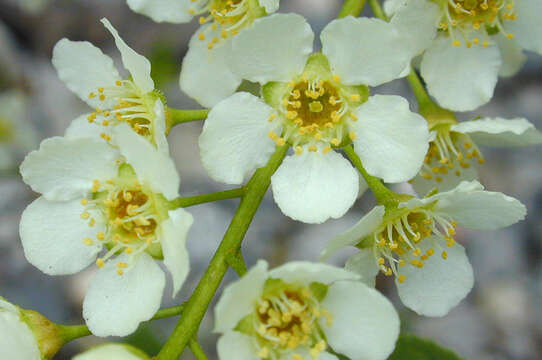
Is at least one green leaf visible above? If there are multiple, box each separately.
[388,335,464,360]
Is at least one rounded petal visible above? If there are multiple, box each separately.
[452,117,542,147]
[214,260,268,333]
[504,0,542,55]
[321,17,410,87]
[65,113,109,141]
[217,331,259,360]
[258,0,279,13]
[351,95,429,183]
[345,249,379,288]
[321,282,400,360]
[269,261,359,286]
[228,13,314,83]
[83,253,165,337]
[271,150,359,224]
[383,0,406,16]
[180,27,241,107]
[161,208,193,297]
[126,0,193,23]
[113,124,180,200]
[52,38,121,109]
[20,197,104,275]
[20,136,119,201]
[320,206,385,261]
[73,343,150,360]
[495,34,527,77]
[397,241,473,317]
[101,18,154,93]
[0,310,41,360]
[412,162,478,196]
[199,92,277,185]
[420,35,501,111]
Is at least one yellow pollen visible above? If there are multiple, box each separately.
[332,74,340,82]
[96,258,105,268]
[442,251,448,260]
[398,275,406,283]
[83,237,93,245]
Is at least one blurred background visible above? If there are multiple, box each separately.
[1,0,541,359]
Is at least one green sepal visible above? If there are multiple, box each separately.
[387,334,464,360]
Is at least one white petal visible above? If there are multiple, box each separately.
[452,117,542,147]
[199,92,276,185]
[65,113,109,141]
[383,0,406,16]
[227,13,314,83]
[52,38,121,109]
[320,205,385,261]
[152,99,169,154]
[126,0,193,23]
[495,34,526,77]
[101,18,154,93]
[258,0,279,13]
[321,282,399,360]
[0,298,18,313]
[345,249,379,287]
[397,241,473,317]
[214,260,268,333]
[161,208,193,297]
[0,310,41,360]
[113,124,179,200]
[271,150,359,224]
[351,95,429,182]
[20,136,119,201]
[420,35,501,111]
[180,27,241,108]
[321,17,410,87]
[504,0,542,55]
[269,261,359,286]
[73,343,149,360]
[83,253,165,337]
[412,162,478,196]
[19,197,103,275]
[217,331,259,360]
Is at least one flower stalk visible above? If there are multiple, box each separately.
[166,108,209,132]
[338,0,367,18]
[168,188,245,209]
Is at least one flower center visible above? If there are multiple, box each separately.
[253,285,331,359]
[435,0,517,47]
[373,210,457,283]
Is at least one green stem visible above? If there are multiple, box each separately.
[157,145,289,360]
[406,69,434,110]
[151,305,185,320]
[168,188,245,209]
[166,108,209,132]
[337,0,367,17]
[189,339,209,360]
[344,145,398,206]
[227,249,248,277]
[368,0,387,20]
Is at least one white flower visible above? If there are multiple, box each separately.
[199,14,428,224]
[178,0,279,107]
[0,298,41,360]
[386,0,542,111]
[73,343,149,360]
[19,125,193,337]
[412,116,542,195]
[321,180,526,317]
[52,18,168,152]
[214,260,400,360]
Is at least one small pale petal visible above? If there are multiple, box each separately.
[73,343,150,360]
[161,208,193,297]
[258,0,279,13]
[0,309,41,360]
[152,99,170,154]
[214,260,268,333]
[199,92,277,185]
[101,18,154,93]
[20,136,119,201]
[126,0,193,23]
[321,282,400,360]
[269,261,359,286]
[217,331,259,360]
[19,197,103,275]
[351,95,429,183]
[420,35,501,111]
[65,113,109,141]
[504,0,542,55]
[383,0,407,16]
[228,13,314,83]
[452,117,542,147]
[495,34,527,77]
[271,150,359,224]
[345,249,379,287]
[321,17,410,86]
[397,241,473,317]
[83,253,165,337]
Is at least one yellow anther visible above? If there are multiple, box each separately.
[286,111,298,120]
[89,218,96,227]
[452,40,461,47]
[377,257,385,266]
[332,74,340,82]
[96,258,105,268]
[276,138,286,146]
[507,33,515,39]
[116,269,124,276]
[81,199,89,205]
[257,347,269,358]
[125,248,133,254]
[348,131,357,140]
[482,41,489,48]
[322,146,332,154]
[413,248,422,257]
[426,248,435,256]
[398,275,406,283]
[80,212,90,220]
[268,131,278,140]
[349,112,358,121]
[331,138,340,146]
[268,113,276,122]
[83,237,93,245]
[117,262,128,268]
[198,33,205,41]
[96,232,105,241]
[441,251,448,260]
[295,146,303,155]
[350,94,361,102]
[308,145,317,152]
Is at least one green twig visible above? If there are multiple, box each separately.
[168,188,245,209]
[189,338,209,360]
[368,0,387,20]
[166,108,209,132]
[227,249,248,277]
[337,0,367,18]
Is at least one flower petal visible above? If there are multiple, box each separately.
[101,18,154,93]
[199,92,277,185]
[227,13,314,83]
[0,309,41,360]
[320,205,385,261]
[420,35,501,111]
[321,17,410,87]
[152,99,170,154]
[495,34,527,77]
[269,261,359,286]
[271,150,359,224]
[161,208,193,297]
[383,0,406,16]
[20,136,119,201]
[217,331,259,360]
[258,0,279,13]
[19,197,103,275]
[52,38,121,109]
[214,260,268,333]
[504,0,542,55]
[73,343,150,360]
[65,113,109,141]
[180,27,241,107]
[351,95,429,183]
[397,241,473,317]
[321,281,399,360]
[83,253,165,337]
[112,124,180,200]
[452,117,542,147]
[345,249,379,288]
[126,0,193,23]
